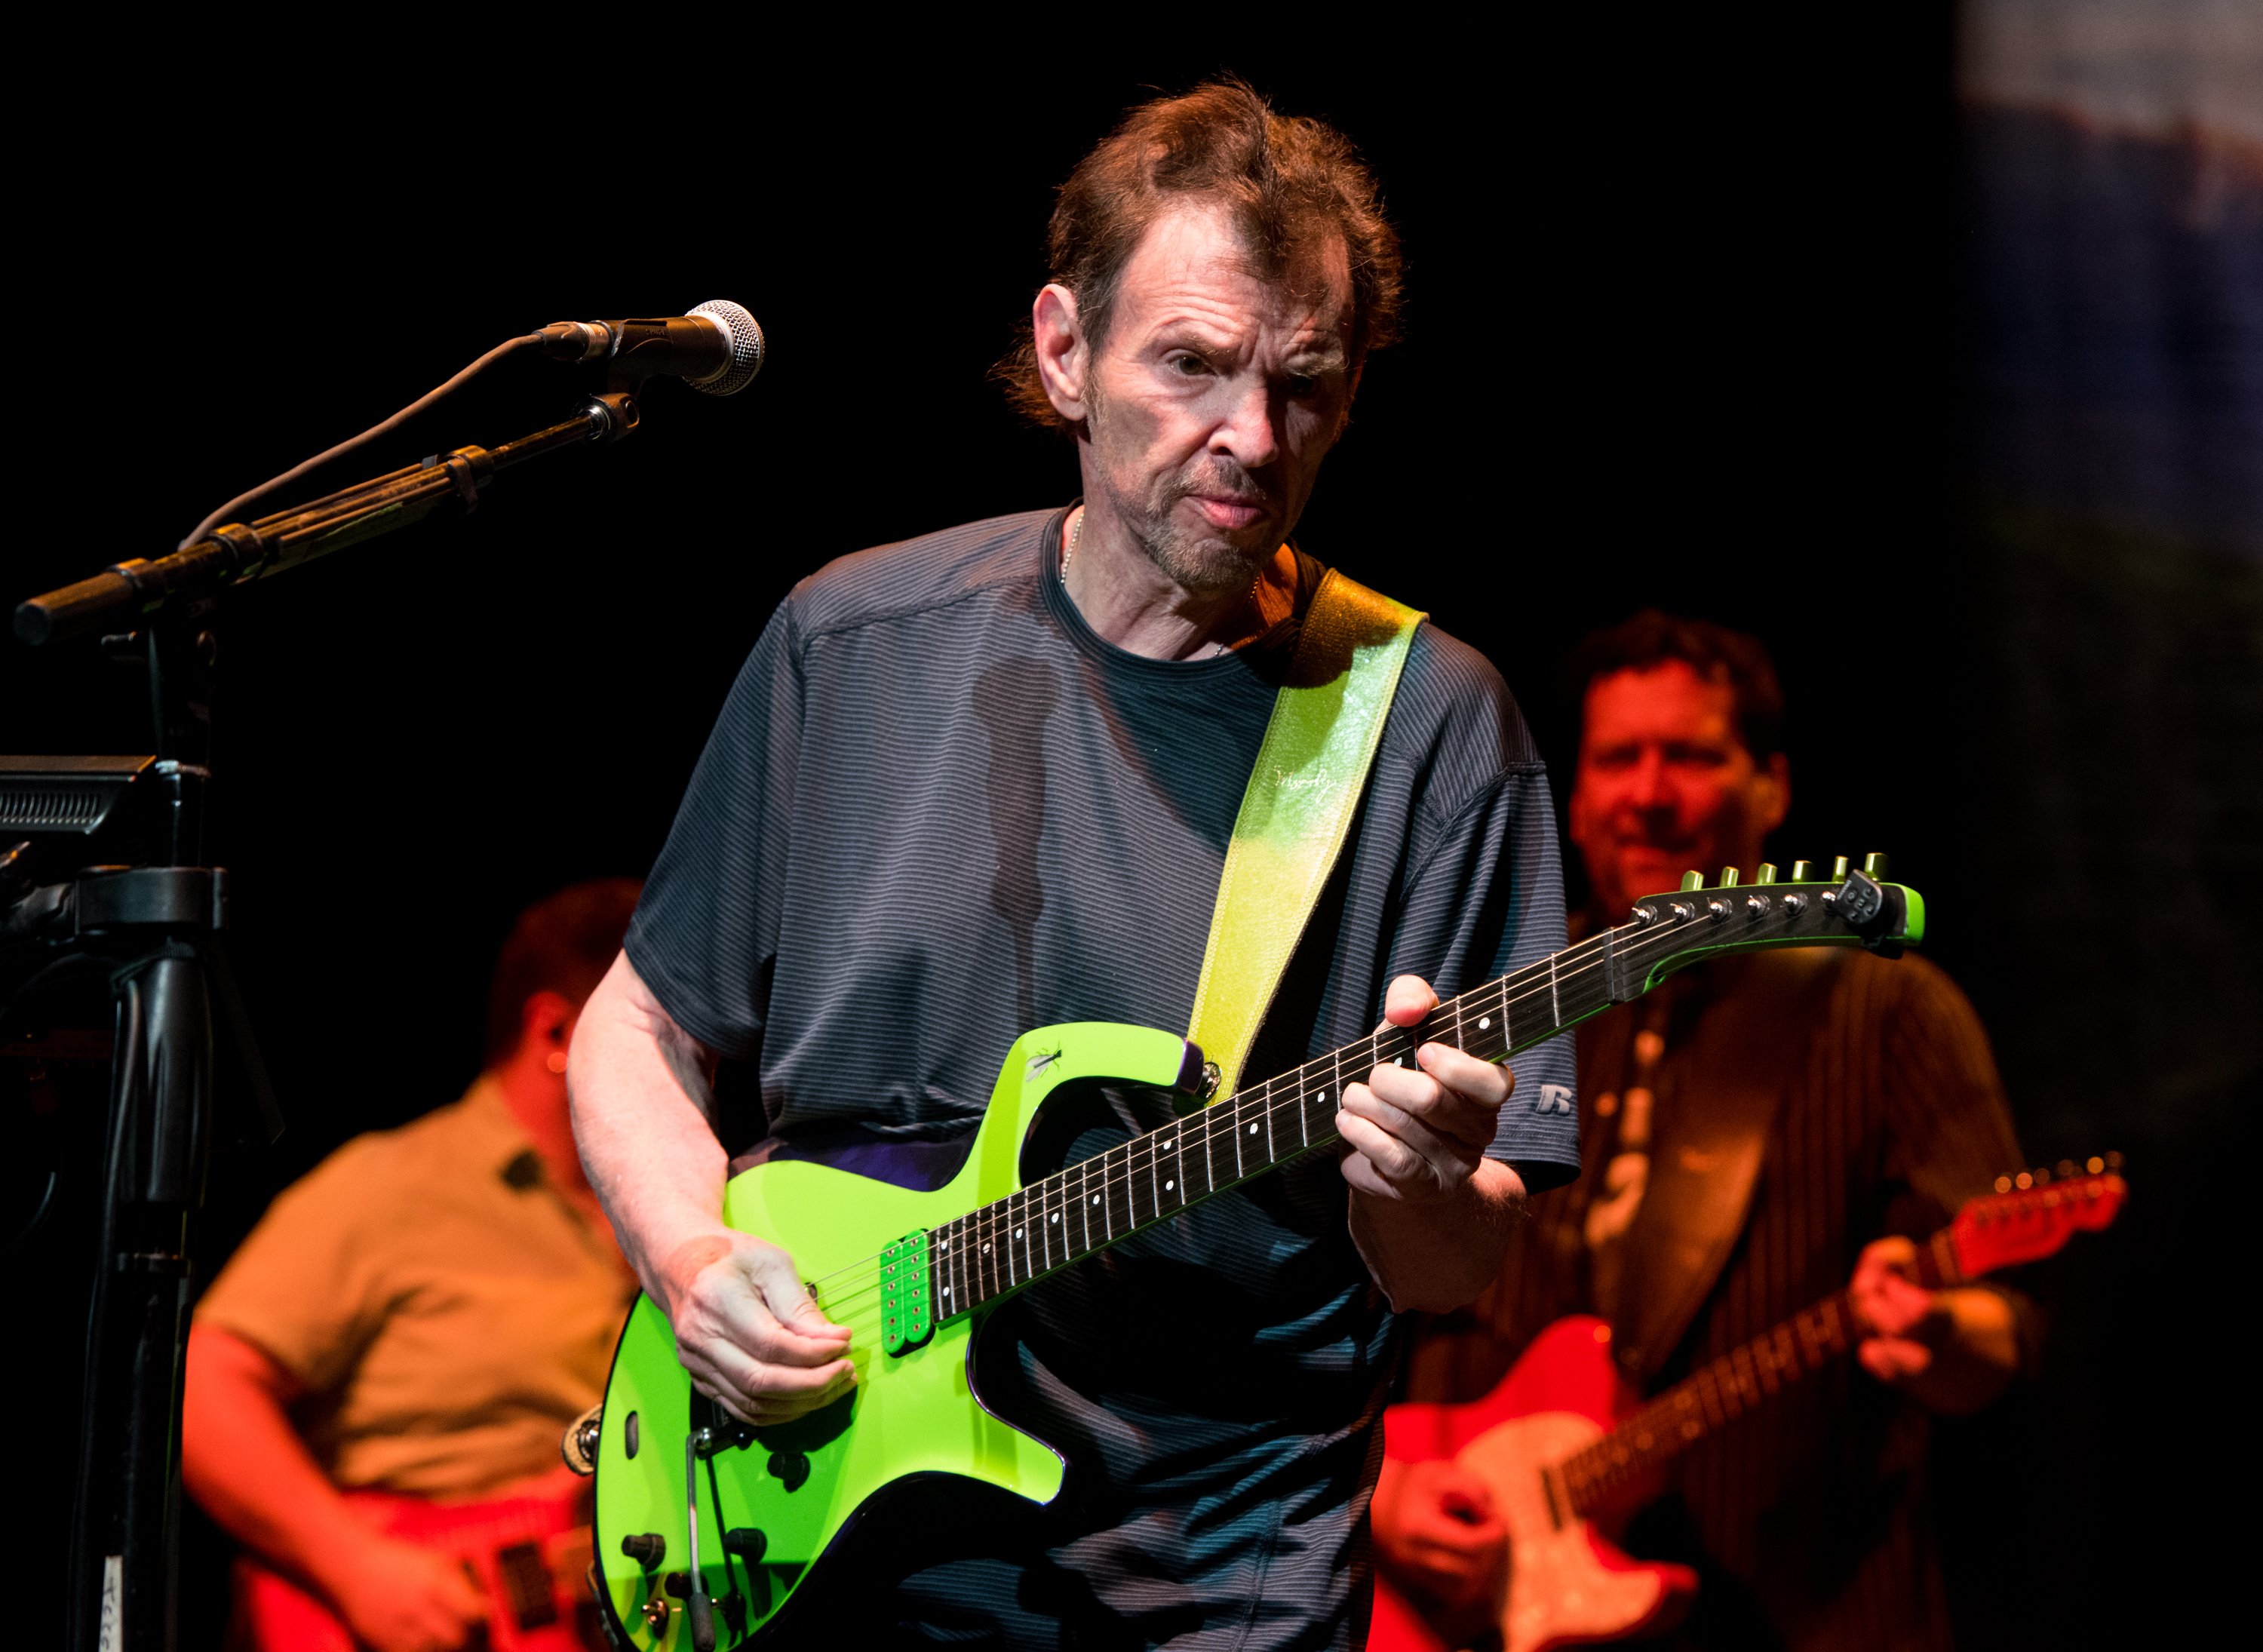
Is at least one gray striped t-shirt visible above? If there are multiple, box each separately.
[626,506,1577,1647]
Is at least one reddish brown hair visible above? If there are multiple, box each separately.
[997,79,1405,431]
[1572,610,1787,760]
[484,879,643,1065]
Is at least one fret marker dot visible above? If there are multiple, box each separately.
[1092,1195,1100,1204]
[1165,1179,1174,1190]
[1478,1016,1491,1030]
[943,1286,951,1296]
[1015,1228,1023,1239]
[982,1243,991,1253]
[1050,1213,1058,1223]
[1249,1123,1258,1134]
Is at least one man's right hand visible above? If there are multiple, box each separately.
[1372,1457,1509,1640]
[661,1229,855,1425]
[324,1532,489,1652]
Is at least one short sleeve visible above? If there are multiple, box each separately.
[1386,764,1581,1191]
[194,1139,391,1393]
[623,598,806,1061]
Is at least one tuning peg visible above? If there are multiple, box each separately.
[1680,871,1703,891]
[1790,859,1813,880]
[1831,856,1851,880]
[1718,866,1740,887]
[1862,852,1890,877]
[1755,863,1778,885]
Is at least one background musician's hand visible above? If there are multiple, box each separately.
[1849,1235,1945,1382]
[1371,1457,1509,1641]
[1848,1234,2021,1414]
[661,1229,854,1425]
[324,1531,489,1652]
[1338,975,1515,1202]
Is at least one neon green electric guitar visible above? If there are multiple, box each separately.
[576,858,1921,1650]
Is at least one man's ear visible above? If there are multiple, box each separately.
[1033,284,1089,423]
[517,989,576,1057]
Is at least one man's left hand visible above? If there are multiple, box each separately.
[1848,1235,2022,1414]
[1849,1236,1947,1382]
[1338,975,1514,1202]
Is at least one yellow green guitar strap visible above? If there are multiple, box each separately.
[1185,569,1426,1102]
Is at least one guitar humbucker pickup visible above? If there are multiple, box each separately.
[879,1230,935,1355]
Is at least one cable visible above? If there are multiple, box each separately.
[178,332,544,549]
[66,969,143,1652]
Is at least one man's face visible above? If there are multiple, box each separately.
[1568,662,1790,918]
[1073,203,1356,595]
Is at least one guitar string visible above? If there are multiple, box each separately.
[786,916,1643,1303]
[793,925,1633,1314]
[804,892,1844,1331]
[797,901,1798,1328]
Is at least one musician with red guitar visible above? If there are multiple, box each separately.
[182,883,644,1652]
[1373,614,2032,1652]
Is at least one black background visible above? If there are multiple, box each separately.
[6,22,2245,1647]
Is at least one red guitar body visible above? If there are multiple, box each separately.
[1373,1317,1696,1652]
[236,1466,600,1651]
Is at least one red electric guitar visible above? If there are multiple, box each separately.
[1373,1159,2127,1652]
[237,1466,601,1652]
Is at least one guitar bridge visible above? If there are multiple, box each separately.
[880,1230,935,1356]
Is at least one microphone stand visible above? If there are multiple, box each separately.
[6,388,645,1652]
[17,392,642,647]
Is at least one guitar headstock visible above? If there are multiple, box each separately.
[1946,1154,2128,1280]
[1621,853,1926,993]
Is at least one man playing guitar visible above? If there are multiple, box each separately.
[184,883,643,1652]
[568,81,1583,1645]
[1373,614,2029,1650]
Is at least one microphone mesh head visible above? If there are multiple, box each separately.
[687,299,765,396]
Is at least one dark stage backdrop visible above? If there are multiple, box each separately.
[5,18,2252,1647]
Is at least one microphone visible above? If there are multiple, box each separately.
[538,299,766,395]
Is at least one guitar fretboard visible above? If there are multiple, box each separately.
[920,897,1775,1325]
[1555,1233,1958,1515]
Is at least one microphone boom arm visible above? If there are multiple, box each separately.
[14,392,640,647]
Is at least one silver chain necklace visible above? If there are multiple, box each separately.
[1061,506,1083,584]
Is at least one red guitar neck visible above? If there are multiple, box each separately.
[1555,1226,1967,1518]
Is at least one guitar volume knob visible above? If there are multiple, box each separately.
[621,1532,666,1568]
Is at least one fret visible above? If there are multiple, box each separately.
[941,1213,960,1322]
[1076,1156,1094,1256]
[1232,1100,1246,1181]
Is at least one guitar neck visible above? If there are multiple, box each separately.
[1556,1231,1963,1516]
[926,900,1783,1324]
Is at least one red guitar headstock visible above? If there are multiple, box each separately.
[1945,1153,2126,1280]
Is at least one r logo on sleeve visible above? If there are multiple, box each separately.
[1535,1083,1575,1116]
